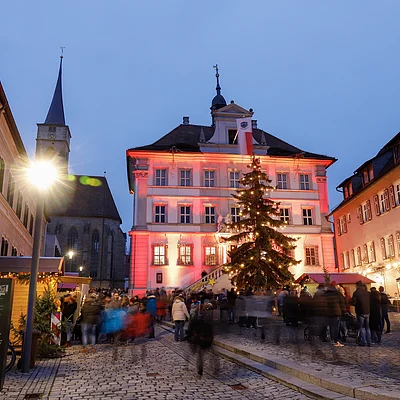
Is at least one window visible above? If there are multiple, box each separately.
[156,273,163,284]
[277,173,288,189]
[302,208,313,225]
[180,206,191,224]
[394,141,400,163]
[363,244,369,264]
[381,237,387,259]
[229,171,240,188]
[304,246,319,266]
[344,251,350,270]
[204,170,215,187]
[204,246,217,266]
[67,227,79,272]
[360,201,372,223]
[228,129,238,144]
[1,237,8,256]
[388,235,395,258]
[155,169,167,186]
[379,190,390,214]
[369,241,376,262]
[179,169,191,186]
[153,245,167,265]
[231,206,241,223]
[338,216,347,234]
[178,245,193,265]
[351,249,356,268]
[280,208,291,223]
[11,246,17,257]
[205,206,216,224]
[29,214,34,235]
[343,182,353,199]
[6,174,15,208]
[90,229,100,278]
[154,205,166,223]
[362,165,374,186]
[0,157,5,194]
[356,247,362,266]
[299,174,311,190]
[23,204,29,228]
[16,192,23,219]
[396,183,400,206]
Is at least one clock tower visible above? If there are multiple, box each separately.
[36,55,71,174]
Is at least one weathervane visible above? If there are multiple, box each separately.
[60,46,65,59]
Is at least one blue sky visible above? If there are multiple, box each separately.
[2,1,400,234]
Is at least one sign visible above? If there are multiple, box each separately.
[0,278,14,390]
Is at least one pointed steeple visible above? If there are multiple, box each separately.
[211,64,226,112]
[44,55,65,125]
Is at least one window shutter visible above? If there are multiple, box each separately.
[336,220,341,235]
[389,185,396,208]
[374,195,380,216]
[366,200,372,220]
[357,205,363,224]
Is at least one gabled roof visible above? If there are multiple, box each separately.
[47,175,122,223]
[294,273,375,285]
[44,57,66,125]
[128,123,336,162]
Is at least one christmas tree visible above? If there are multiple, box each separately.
[224,156,298,290]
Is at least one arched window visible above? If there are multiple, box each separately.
[90,229,100,278]
[67,227,78,272]
[107,232,114,279]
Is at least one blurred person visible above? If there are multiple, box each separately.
[312,284,328,341]
[128,296,140,315]
[62,294,77,347]
[277,286,289,317]
[369,287,382,344]
[324,282,345,346]
[235,290,247,327]
[351,280,371,347]
[227,288,237,324]
[146,292,157,338]
[172,293,190,342]
[283,290,300,326]
[81,293,102,352]
[379,286,391,334]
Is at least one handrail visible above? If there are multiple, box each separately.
[184,264,226,293]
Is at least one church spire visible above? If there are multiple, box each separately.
[44,54,65,125]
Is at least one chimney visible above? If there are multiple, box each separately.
[183,116,190,125]
[252,120,258,129]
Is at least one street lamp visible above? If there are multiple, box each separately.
[22,161,57,373]
[79,266,83,277]
[67,250,74,272]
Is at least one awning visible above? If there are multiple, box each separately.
[0,256,64,273]
[58,275,92,289]
[294,273,375,285]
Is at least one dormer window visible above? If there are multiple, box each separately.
[394,141,400,163]
[228,129,238,144]
[343,182,353,199]
[362,165,374,186]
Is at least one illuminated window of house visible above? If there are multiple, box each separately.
[204,170,215,187]
[153,245,167,265]
[277,173,288,189]
[388,234,395,258]
[299,174,311,190]
[302,208,313,225]
[154,205,167,223]
[344,251,350,270]
[394,141,400,163]
[381,237,387,259]
[205,206,216,224]
[178,245,193,265]
[180,205,191,224]
[179,169,192,186]
[155,169,167,186]
[362,165,374,186]
[229,171,240,188]
[343,182,353,199]
[204,246,217,266]
[395,182,400,205]
[231,206,241,223]
[379,190,390,213]
[356,246,362,266]
[304,245,319,266]
[363,244,369,264]
[280,208,291,223]
[351,249,356,267]
[397,232,400,255]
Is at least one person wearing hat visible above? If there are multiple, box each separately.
[324,281,346,346]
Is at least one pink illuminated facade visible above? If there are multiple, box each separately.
[332,133,400,297]
[126,80,336,294]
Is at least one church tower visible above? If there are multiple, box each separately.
[36,55,71,174]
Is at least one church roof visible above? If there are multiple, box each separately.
[44,57,66,125]
[47,175,122,223]
[128,123,335,161]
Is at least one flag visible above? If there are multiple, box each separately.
[236,117,254,155]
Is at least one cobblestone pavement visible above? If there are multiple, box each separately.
[213,312,400,394]
[0,327,312,400]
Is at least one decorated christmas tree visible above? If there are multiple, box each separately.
[224,156,298,290]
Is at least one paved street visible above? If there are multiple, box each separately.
[1,327,311,400]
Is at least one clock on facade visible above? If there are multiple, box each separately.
[48,133,56,139]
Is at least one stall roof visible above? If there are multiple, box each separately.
[295,273,375,285]
[0,257,64,273]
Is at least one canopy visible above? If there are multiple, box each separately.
[0,256,64,273]
[295,273,375,285]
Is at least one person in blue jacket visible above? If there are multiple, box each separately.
[146,292,157,338]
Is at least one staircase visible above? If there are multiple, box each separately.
[184,264,229,293]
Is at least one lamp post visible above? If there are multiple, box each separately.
[22,161,57,373]
[67,250,74,272]
[79,266,83,277]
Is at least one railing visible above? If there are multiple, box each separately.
[184,264,226,293]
